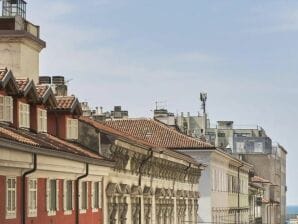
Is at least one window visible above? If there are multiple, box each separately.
[80,181,88,211]
[66,119,78,140]
[63,180,73,213]
[28,179,37,217]
[92,182,102,210]
[37,109,47,132]
[6,177,17,219]
[0,96,13,122]
[46,179,59,215]
[19,102,30,128]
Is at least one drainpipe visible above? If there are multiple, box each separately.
[76,163,89,224]
[22,153,37,224]
[138,149,153,224]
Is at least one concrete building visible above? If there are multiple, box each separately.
[153,94,287,224]
[177,147,252,224]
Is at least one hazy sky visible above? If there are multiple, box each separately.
[28,0,297,204]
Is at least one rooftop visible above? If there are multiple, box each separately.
[103,118,214,149]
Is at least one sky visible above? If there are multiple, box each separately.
[27,0,297,205]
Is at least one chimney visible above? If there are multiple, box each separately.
[52,76,67,96]
[39,76,51,85]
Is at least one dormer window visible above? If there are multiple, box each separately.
[37,109,47,133]
[66,118,78,140]
[0,96,13,123]
[19,102,30,128]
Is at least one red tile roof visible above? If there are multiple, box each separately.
[16,78,29,92]
[0,124,104,160]
[36,85,48,98]
[103,119,214,149]
[79,117,201,165]
[0,67,7,81]
[56,96,76,109]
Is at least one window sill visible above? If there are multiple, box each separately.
[92,208,99,212]
[5,213,16,219]
[80,209,87,214]
[64,210,72,215]
[28,211,37,217]
[47,211,56,216]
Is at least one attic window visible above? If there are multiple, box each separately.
[19,102,30,128]
[37,109,47,133]
[0,96,13,123]
[66,118,78,140]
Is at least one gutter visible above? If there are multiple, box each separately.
[76,163,89,224]
[0,137,115,167]
[138,149,153,224]
[22,153,37,224]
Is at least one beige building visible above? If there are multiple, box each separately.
[78,117,209,224]
[177,147,252,224]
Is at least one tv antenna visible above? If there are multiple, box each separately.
[200,92,207,114]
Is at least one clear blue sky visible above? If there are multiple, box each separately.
[29,0,297,205]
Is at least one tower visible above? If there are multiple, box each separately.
[0,0,46,83]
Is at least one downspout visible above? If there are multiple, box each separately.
[138,149,153,224]
[22,153,37,224]
[76,163,89,224]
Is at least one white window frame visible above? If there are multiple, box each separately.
[63,180,74,215]
[91,181,102,212]
[28,179,37,217]
[0,96,13,123]
[66,118,78,140]
[46,179,59,216]
[37,109,47,133]
[80,181,88,213]
[19,102,30,128]
[6,177,17,219]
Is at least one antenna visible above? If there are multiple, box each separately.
[200,92,207,114]
[155,101,167,110]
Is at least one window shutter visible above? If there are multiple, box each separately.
[0,96,4,120]
[44,110,47,132]
[37,110,41,132]
[91,182,94,209]
[63,180,66,211]
[56,180,59,211]
[8,97,13,122]
[74,119,78,139]
[98,182,102,208]
[72,181,75,210]
[46,179,50,212]
[79,181,82,210]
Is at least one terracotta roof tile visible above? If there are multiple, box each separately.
[79,117,201,165]
[79,116,155,148]
[16,78,29,92]
[103,119,214,149]
[0,125,104,160]
[56,96,76,109]
[0,67,7,81]
[36,85,48,98]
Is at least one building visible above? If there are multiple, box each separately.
[88,118,255,224]
[78,117,206,224]
[154,94,287,224]
[0,67,115,224]
[177,144,252,224]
